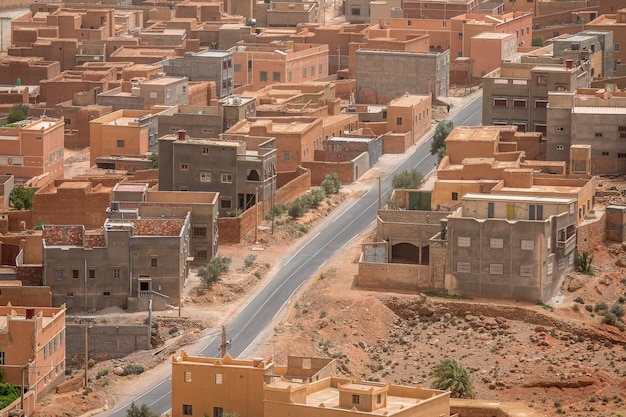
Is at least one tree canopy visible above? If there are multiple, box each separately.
[10,186,35,210]
[430,358,475,399]
[430,121,453,164]
[127,402,158,417]
[391,169,424,190]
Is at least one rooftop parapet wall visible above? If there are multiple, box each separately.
[43,225,85,246]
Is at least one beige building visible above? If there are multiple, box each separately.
[586,9,626,69]
[171,352,452,417]
[547,88,626,175]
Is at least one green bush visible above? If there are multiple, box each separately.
[33,217,48,230]
[594,302,608,313]
[574,297,585,304]
[576,251,594,275]
[532,36,544,47]
[320,173,341,195]
[288,198,308,219]
[198,255,232,286]
[309,188,325,208]
[127,402,158,417]
[430,359,475,399]
[431,121,452,163]
[10,185,35,210]
[244,254,257,268]
[610,303,625,318]
[226,208,243,217]
[0,383,20,409]
[391,169,424,189]
[7,104,29,124]
[123,364,145,376]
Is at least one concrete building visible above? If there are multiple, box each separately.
[404,0,480,20]
[97,75,190,111]
[586,9,626,69]
[232,42,329,91]
[112,186,220,265]
[225,116,321,172]
[482,60,588,135]
[551,32,612,80]
[547,88,626,175]
[157,97,256,138]
[171,352,451,417]
[445,193,577,302]
[160,50,234,98]
[89,108,167,165]
[42,213,191,312]
[158,132,277,217]
[356,49,449,103]
[0,305,66,407]
[0,117,65,181]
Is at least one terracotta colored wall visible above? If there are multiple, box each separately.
[577,211,606,253]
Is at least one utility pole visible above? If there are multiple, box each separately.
[20,363,27,410]
[220,326,227,358]
[254,186,260,244]
[84,324,89,387]
[378,177,382,210]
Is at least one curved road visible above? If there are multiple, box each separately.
[105,93,483,417]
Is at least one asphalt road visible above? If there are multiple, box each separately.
[105,92,483,417]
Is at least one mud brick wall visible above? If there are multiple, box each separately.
[132,219,183,236]
[84,233,105,248]
[577,211,606,253]
[16,265,44,286]
[357,262,432,291]
[429,239,447,290]
[7,210,34,232]
[382,132,411,154]
[219,201,266,244]
[302,161,354,185]
[275,167,311,204]
[43,225,84,246]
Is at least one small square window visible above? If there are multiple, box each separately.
[200,171,212,183]
[202,146,210,155]
[89,269,96,279]
[193,227,207,237]
[103,291,111,296]
[272,72,280,82]
[55,270,64,280]
[215,373,223,384]
[396,117,403,125]
[520,265,534,277]
[536,75,547,86]
[221,173,233,183]
[180,163,189,171]
[184,371,192,382]
[489,263,503,275]
[220,199,232,210]
[183,405,193,416]
[283,152,291,161]
[72,269,79,279]
[117,140,125,148]
[151,257,158,268]
[451,192,458,201]
[113,268,120,279]
[260,71,268,81]
[457,237,471,247]
[352,394,360,404]
[521,240,534,250]
[457,262,470,273]
[490,238,503,249]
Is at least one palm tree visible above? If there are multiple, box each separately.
[430,359,475,399]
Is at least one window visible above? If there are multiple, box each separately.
[72,269,79,279]
[456,262,470,273]
[272,72,280,82]
[103,291,111,296]
[352,395,360,404]
[556,145,564,150]
[67,292,74,297]
[489,264,503,275]
[287,71,292,81]
[234,63,241,72]
[615,43,621,52]
[529,204,543,220]
[568,252,574,266]
[248,60,252,72]
[487,202,494,218]
[0,352,5,365]
[184,371,192,382]
[202,146,210,155]
[512,122,526,132]
[213,408,223,417]
[493,98,508,107]
[458,33,463,40]
[283,152,291,161]
[55,270,64,280]
[183,405,193,416]
[200,171,211,183]
[451,192,458,201]
[377,394,382,404]
[195,248,208,260]
[619,153,626,158]
[193,227,207,237]
[555,84,567,92]
[113,268,120,279]
[117,140,125,148]
[602,152,609,156]
[35,135,42,140]
[180,163,189,171]
[151,257,158,268]
[89,269,96,279]
[311,65,315,76]
[520,265,534,277]
[220,199,232,210]
[521,240,534,250]
[44,345,49,358]
[513,99,527,108]
[457,237,471,247]
[558,258,566,270]
[536,75,547,86]
[535,124,547,137]
[221,173,233,183]
[319,64,323,74]
[351,7,360,15]
[260,71,268,81]
[215,374,223,384]
[546,262,553,275]
[396,117,403,125]
[534,100,548,109]
[149,91,157,99]
[490,238,503,249]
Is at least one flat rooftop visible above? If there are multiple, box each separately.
[463,193,575,204]
[305,385,423,414]
[446,127,498,142]
[573,106,626,115]
[195,50,231,58]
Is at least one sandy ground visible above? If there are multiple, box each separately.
[38,90,626,417]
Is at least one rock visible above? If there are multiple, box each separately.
[495,316,506,324]
[418,305,435,316]
[483,317,498,327]
[318,319,328,329]
[358,341,366,349]
[113,366,124,376]
[535,326,545,333]
[567,277,584,292]
[616,258,626,268]
[88,359,96,368]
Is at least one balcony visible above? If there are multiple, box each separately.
[556,233,576,256]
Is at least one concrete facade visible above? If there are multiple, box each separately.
[112,187,220,265]
[404,0,480,20]
[482,60,587,135]
[42,215,190,312]
[546,88,626,175]
[0,117,65,181]
[586,9,626,69]
[158,133,277,217]
[355,49,449,103]
[160,50,234,98]
[446,193,577,302]
[97,75,189,111]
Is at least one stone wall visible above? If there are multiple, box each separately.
[357,261,433,291]
[577,211,606,253]
[65,323,151,364]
